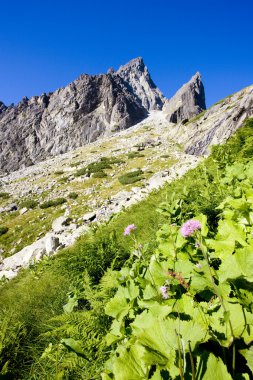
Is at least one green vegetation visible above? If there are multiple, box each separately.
[1,118,253,378]
[93,171,108,178]
[0,192,10,200]
[0,226,8,236]
[74,157,124,177]
[19,199,38,209]
[118,169,143,185]
[40,198,67,209]
[54,170,64,175]
[68,192,78,199]
[128,151,145,159]
[186,110,206,124]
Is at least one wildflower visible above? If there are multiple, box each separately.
[123,224,137,236]
[195,263,202,269]
[160,285,169,299]
[180,219,201,237]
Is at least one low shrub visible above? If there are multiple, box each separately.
[93,171,107,178]
[19,199,38,209]
[0,226,8,236]
[74,167,87,177]
[58,176,69,184]
[128,152,145,159]
[74,157,124,177]
[68,192,78,199]
[0,192,10,199]
[40,198,67,209]
[54,170,64,175]
[118,169,143,185]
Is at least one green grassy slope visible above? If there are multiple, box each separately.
[0,118,253,379]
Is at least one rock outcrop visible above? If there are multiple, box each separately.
[166,84,253,155]
[117,57,165,110]
[0,101,7,114]
[163,72,206,123]
[0,58,165,174]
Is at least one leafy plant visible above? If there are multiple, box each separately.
[0,192,10,200]
[69,192,78,200]
[93,171,107,178]
[128,151,145,159]
[40,198,67,209]
[118,169,143,185]
[19,199,38,209]
[103,175,253,378]
[0,226,8,236]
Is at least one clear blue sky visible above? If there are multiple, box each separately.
[0,0,252,107]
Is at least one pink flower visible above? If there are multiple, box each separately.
[180,219,201,237]
[160,285,169,299]
[123,224,137,236]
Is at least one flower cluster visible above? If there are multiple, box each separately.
[160,285,169,299]
[123,224,137,236]
[180,219,201,237]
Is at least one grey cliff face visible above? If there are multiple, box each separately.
[117,57,165,110]
[166,84,253,156]
[163,72,206,123]
[0,58,166,173]
[0,101,7,114]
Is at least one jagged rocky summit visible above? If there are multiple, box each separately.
[163,72,206,123]
[0,58,167,173]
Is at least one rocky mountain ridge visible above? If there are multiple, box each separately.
[0,80,253,280]
[163,72,206,123]
[0,58,205,174]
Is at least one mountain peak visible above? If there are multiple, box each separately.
[116,57,165,110]
[117,57,145,72]
[163,72,206,123]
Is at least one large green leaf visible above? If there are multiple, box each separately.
[240,347,253,373]
[113,343,149,380]
[218,244,253,283]
[105,287,130,320]
[145,259,170,286]
[213,219,247,249]
[132,311,207,359]
[196,352,232,379]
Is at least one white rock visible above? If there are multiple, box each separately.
[52,216,72,233]
[19,207,28,215]
[0,269,17,280]
[83,212,96,222]
[45,235,60,254]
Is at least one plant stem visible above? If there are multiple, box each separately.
[199,237,236,371]
[188,342,196,380]
[176,329,185,380]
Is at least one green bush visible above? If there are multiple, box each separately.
[54,170,64,175]
[40,198,67,209]
[74,167,87,177]
[58,176,69,184]
[118,169,143,185]
[74,157,124,177]
[93,171,107,178]
[19,200,38,209]
[160,154,170,158]
[0,226,8,236]
[127,151,145,159]
[0,192,10,199]
[1,118,253,379]
[68,192,78,199]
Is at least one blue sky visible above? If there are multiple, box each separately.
[0,0,252,107]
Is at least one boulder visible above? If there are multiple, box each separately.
[45,235,60,254]
[163,72,206,123]
[83,212,96,223]
[52,216,72,233]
